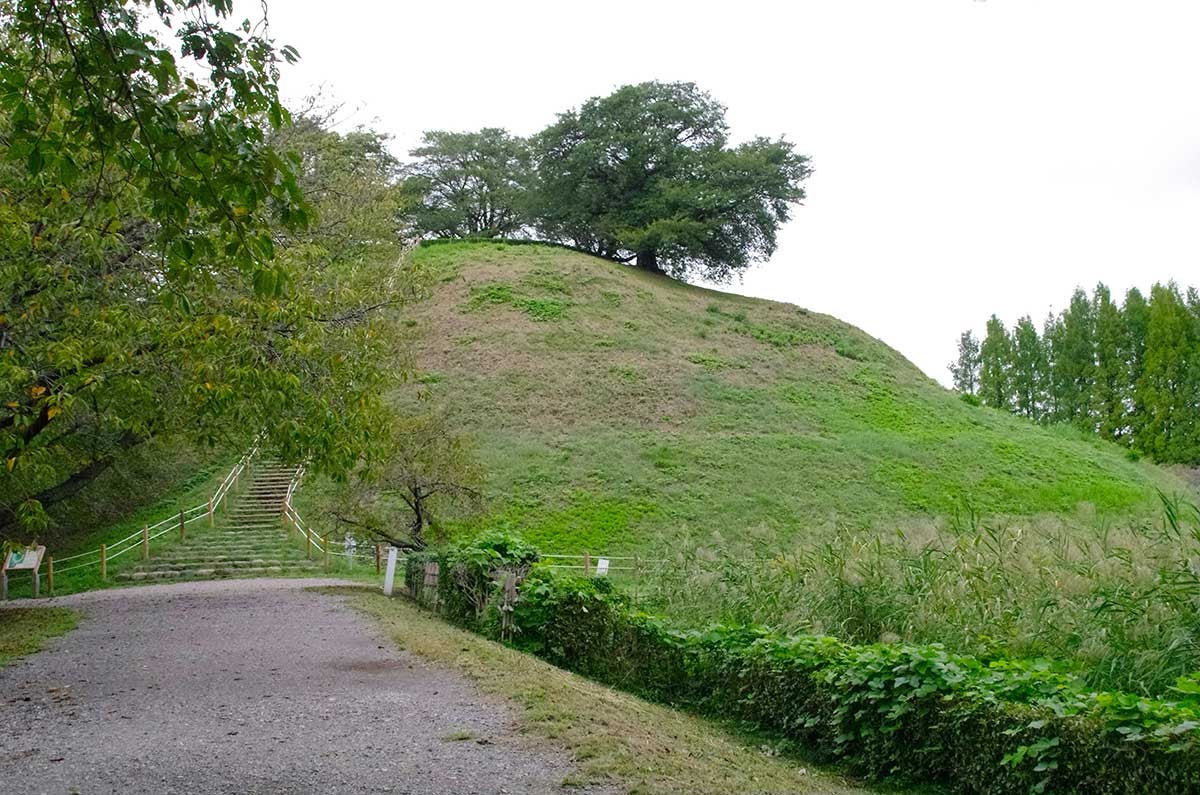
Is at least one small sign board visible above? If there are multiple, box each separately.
[2,545,45,572]
[595,557,610,576]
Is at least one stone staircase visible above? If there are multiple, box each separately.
[117,460,323,583]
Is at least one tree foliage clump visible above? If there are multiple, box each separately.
[953,280,1200,464]
[400,82,812,284]
[399,128,531,240]
[949,330,981,396]
[0,2,405,533]
[330,412,483,551]
[530,81,812,282]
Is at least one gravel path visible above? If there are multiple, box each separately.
[0,579,610,794]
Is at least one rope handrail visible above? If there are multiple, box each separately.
[283,503,327,555]
[22,445,262,584]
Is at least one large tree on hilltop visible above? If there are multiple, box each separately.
[400,128,532,239]
[530,81,812,282]
[0,1,401,534]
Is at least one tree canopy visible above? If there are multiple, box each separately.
[529,81,811,282]
[400,128,531,239]
[0,1,403,533]
[956,281,1200,464]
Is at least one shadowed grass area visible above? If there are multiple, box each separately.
[330,586,891,795]
[0,607,79,667]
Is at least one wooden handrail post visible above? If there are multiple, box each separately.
[179,509,185,541]
[100,543,107,581]
[47,555,54,595]
[375,543,381,575]
[208,497,214,528]
[323,533,330,573]
[142,524,149,560]
[583,551,591,576]
[306,528,312,560]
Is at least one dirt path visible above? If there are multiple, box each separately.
[0,579,612,794]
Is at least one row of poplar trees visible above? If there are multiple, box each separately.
[950,282,1200,464]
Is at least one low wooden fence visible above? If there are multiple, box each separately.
[2,445,260,599]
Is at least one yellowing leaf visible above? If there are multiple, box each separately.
[5,402,17,409]
[47,406,61,419]
[5,457,14,472]
[30,385,45,397]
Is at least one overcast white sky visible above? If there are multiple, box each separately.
[264,0,1200,384]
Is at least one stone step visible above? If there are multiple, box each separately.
[133,558,309,572]
[116,564,323,582]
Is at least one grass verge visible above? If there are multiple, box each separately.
[329,586,886,795]
[0,607,79,667]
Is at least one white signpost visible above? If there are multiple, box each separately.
[382,547,398,596]
[595,557,610,577]
[1,545,46,600]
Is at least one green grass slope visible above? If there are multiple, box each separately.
[405,241,1185,553]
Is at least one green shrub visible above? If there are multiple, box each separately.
[516,575,1200,791]
[408,531,540,628]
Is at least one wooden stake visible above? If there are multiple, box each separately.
[323,534,330,573]
[375,544,381,575]
[179,509,185,541]
[208,497,214,527]
[306,529,312,560]
[100,543,107,581]
[583,552,591,576]
[47,555,54,595]
[142,524,149,560]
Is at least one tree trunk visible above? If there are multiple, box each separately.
[635,248,664,274]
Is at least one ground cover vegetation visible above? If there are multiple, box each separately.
[399,81,812,282]
[953,282,1200,464]
[0,2,411,545]
[0,606,77,666]
[403,532,1200,794]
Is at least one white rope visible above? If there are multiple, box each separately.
[52,548,103,563]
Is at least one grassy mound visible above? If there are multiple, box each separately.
[386,242,1200,693]
[405,240,1183,551]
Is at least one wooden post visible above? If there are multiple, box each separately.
[375,544,381,575]
[178,509,185,541]
[100,543,107,581]
[208,497,214,527]
[142,524,149,560]
[583,551,591,576]
[633,554,640,604]
[31,567,39,598]
[306,528,312,560]
[323,533,330,573]
[47,555,54,595]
